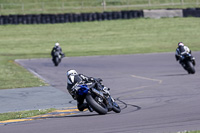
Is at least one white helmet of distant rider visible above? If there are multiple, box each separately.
[178,42,184,46]
[55,42,60,46]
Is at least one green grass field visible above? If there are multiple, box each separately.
[0,17,200,89]
[0,0,200,15]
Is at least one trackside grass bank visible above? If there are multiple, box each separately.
[178,131,200,133]
[0,17,200,89]
[0,108,55,121]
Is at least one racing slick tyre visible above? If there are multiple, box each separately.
[112,102,121,113]
[187,61,195,74]
[54,57,59,66]
[86,93,108,115]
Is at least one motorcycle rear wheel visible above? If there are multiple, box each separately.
[86,93,108,115]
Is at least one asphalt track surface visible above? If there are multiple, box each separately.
[1,52,200,133]
[0,86,73,113]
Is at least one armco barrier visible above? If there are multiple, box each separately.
[0,10,143,25]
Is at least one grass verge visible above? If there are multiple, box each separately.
[178,131,200,133]
[0,108,56,121]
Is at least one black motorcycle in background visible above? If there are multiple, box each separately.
[52,51,64,66]
[179,52,196,74]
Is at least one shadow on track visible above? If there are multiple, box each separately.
[62,98,141,118]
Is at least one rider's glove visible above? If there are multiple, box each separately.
[88,77,95,82]
[102,87,110,95]
[175,55,180,61]
[72,85,80,92]
[61,53,65,58]
[71,83,80,94]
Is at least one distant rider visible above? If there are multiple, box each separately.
[175,42,195,65]
[66,69,106,112]
[51,42,64,58]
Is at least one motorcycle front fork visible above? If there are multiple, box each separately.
[192,60,196,66]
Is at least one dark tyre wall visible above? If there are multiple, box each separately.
[0,10,143,25]
[183,8,200,17]
[0,8,199,25]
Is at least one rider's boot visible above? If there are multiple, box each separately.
[87,105,93,112]
[77,103,88,111]
[78,103,93,112]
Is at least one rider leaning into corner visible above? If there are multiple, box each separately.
[175,42,196,66]
[51,42,65,58]
[66,69,110,112]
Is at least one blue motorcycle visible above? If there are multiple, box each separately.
[76,80,121,115]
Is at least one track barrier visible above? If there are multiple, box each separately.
[0,8,199,25]
[0,10,143,25]
[183,8,200,17]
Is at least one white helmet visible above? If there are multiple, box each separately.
[55,42,59,46]
[67,69,78,77]
[178,42,184,46]
[67,70,78,84]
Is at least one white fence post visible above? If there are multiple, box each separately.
[42,2,44,11]
[127,0,129,8]
[171,0,174,5]
[62,2,64,10]
[81,1,83,9]
[81,1,84,11]
[181,0,184,5]
[197,0,199,5]
[148,0,151,7]
[22,3,24,13]
[0,4,2,15]
[102,0,106,11]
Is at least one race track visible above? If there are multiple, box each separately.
[1,52,200,133]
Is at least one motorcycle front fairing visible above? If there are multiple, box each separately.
[53,51,61,58]
[77,85,89,96]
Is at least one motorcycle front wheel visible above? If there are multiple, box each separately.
[112,102,121,113]
[86,93,108,115]
[54,57,59,66]
[186,61,195,74]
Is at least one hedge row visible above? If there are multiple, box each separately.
[0,10,143,25]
